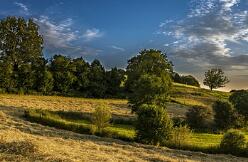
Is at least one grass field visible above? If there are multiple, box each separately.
[0,84,247,161]
[24,109,248,149]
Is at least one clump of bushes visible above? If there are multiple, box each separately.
[186,105,212,130]
[135,104,173,146]
[220,129,247,154]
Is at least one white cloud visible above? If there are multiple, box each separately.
[220,0,239,11]
[159,0,248,74]
[14,2,30,15]
[34,16,77,49]
[82,28,103,41]
[111,45,125,51]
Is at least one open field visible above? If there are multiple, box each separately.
[0,84,247,161]
[0,105,247,161]
[24,109,248,149]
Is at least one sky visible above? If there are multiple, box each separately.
[0,0,248,91]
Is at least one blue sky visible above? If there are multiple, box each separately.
[0,0,248,90]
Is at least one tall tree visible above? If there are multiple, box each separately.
[105,67,125,96]
[50,55,75,93]
[0,17,43,92]
[88,59,106,98]
[203,68,229,91]
[125,49,173,92]
[70,57,90,92]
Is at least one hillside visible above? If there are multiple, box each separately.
[0,105,246,162]
[0,84,247,161]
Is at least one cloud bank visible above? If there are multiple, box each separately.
[160,0,248,83]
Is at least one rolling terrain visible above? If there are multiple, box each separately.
[0,84,247,162]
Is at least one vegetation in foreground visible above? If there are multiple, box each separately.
[24,108,248,157]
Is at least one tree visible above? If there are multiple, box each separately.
[229,90,248,120]
[37,70,54,94]
[203,68,229,91]
[125,49,173,92]
[180,75,200,87]
[0,17,43,92]
[129,74,172,112]
[88,59,106,98]
[105,67,125,96]
[92,104,111,133]
[186,106,212,129]
[70,58,90,92]
[50,55,75,93]
[136,104,173,146]
[213,100,235,130]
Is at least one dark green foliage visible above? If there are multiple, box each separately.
[203,68,229,91]
[172,72,200,87]
[0,17,43,92]
[186,106,212,129]
[229,90,248,120]
[180,75,200,87]
[88,59,106,98]
[105,67,125,97]
[50,55,76,93]
[129,74,172,112]
[70,58,90,91]
[213,100,235,130]
[220,129,246,154]
[136,104,173,145]
[125,49,173,92]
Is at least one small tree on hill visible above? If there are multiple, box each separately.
[136,104,173,146]
[92,104,111,133]
[203,68,229,91]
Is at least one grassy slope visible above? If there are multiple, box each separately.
[0,107,247,162]
[0,84,247,161]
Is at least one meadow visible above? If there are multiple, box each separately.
[0,84,247,161]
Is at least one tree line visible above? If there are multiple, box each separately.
[0,16,203,98]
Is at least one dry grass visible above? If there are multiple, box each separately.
[0,103,247,161]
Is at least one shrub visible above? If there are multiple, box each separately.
[91,104,111,133]
[229,90,248,120]
[186,106,212,130]
[170,125,191,148]
[220,129,246,154]
[213,100,235,130]
[135,104,173,146]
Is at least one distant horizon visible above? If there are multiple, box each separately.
[0,0,247,90]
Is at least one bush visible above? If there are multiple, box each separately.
[186,106,212,130]
[220,129,246,154]
[136,104,173,145]
[213,100,235,130]
[91,104,111,133]
[170,125,191,148]
[229,90,248,120]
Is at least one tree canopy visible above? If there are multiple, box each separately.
[203,68,229,91]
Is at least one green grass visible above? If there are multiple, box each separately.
[24,109,248,157]
[171,83,230,107]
